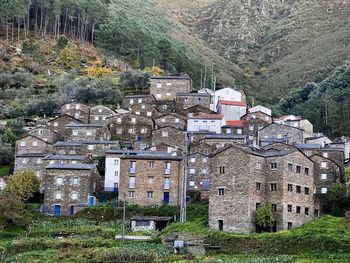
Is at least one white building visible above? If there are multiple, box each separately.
[248,105,272,116]
[213,88,245,111]
[187,114,225,134]
[217,100,247,121]
[104,149,124,192]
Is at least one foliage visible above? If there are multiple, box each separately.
[256,203,275,232]
[55,35,69,50]
[5,171,40,201]
[144,66,164,76]
[120,70,150,90]
[86,59,113,78]
[345,168,350,192]
[327,182,350,213]
[0,193,31,231]
[0,166,12,177]
[21,39,43,61]
[57,47,82,69]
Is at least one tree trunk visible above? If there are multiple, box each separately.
[6,22,9,42]
[40,0,43,34]
[11,17,14,42]
[34,3,38,32]
[18,19,20,42]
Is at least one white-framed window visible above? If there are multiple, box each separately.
[114,159,119,166]
[175,118,179,123]
[321,187,328,194]
[37,158,42,164]
[202,157,207,163]
[117,118,122,123]
[131,118,136,123]
[72,160,77,164]
[130,99,134,104]
[32,141,38,147]
[86,131,92,136]
[166,82,171,86]
[201,168,207,174]
[138,98,142,103]
[226,128,232,134]
[98,108,103,113]
[161,118,166,123]
[237,129,242,134]
[135,111,140,115]
[129,128,135,134]
[148,176,154,184]
[147,112,152,117]
[71,192,78,200]
[128,191,135,198]
[55,192,62,200]
[74,112,80,119]
[141,128,147,134]
[156,94,161,99]
[102,116,106,120]
[94,116,99,121]
[75,104,80,109]
[249,125,254,131]
[20,141,26,147]
[321,161,327,168]
[66,104,70,109]
[141,105,146,109]
[321,173,327,180]
[148,161,155,168]
[69,150,76,154]
[166,92,171,96]
[54,122,58,127]
[56,177,63,185]
[190,168,196,174]
[189,180,195,187]
[147,191,153,199]
[249,135,254,141]
[256,162,262,170]
[323,152,328,158]
[190,157,196,163]
[252,114,256,119]
[163,105,167,109]
[157,83,162,88]
[72,130,78,136]
[88,145,95,150]
[162,131,168,137]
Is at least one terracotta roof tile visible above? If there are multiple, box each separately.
[218,100,246,106]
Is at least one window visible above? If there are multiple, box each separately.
[201,168,207,174]
[305,187,309,195]
[323,152,328,158]
[296,185,301,193]
[288,163,293,172]
[218,220,223,231]
[226,128,232,134]
[117,118,122,123]
[163,105,167,109]
[305,207,309,216]
[141,105,145,109]
[314,209,319,217]
[72,130,78,136]
[138,98,142,103]
[114,159,119,166]
[148,176,154,184]
[218,188,225,196]
[288,184,293,192]
[164,178,170,189]
[256,162,262,170]
[321,187,328,194]
[37,158,42,164]
[166,93,171,96]
[128,177,136,188]
[270,163,277,170]
[252,114,256,119]
[249,125,254,131]
[129,128,135,134]
[256,203,261,210]
[321,161,327,168]
[75,104,80,109]
[54,122,58,127]
[202,157,207,163]
[287,204,292,212]
[256,182,261,191]
[269,183,276,191]
[135,111,140,115]
[175,118,179,123]
[130,99,134,104]
[147,112,152,117]
[114,171,119,177]
[157,83,162,88]
[305,167,309,175]
[202,179,210,189]
[156,94,161,99]
[74,112,79,119]
[189,168,196,174]
[71,192,78,200]
[162,131,168,137]
[148,161,155,168]
[272,204,277,212]
[237,128,242,134]
[131,118,136,123]
[161,118,166,123]
[56,177,63,185]
[296,165,301,173]
[287,222,293,230]
[128,191,135,198]
[219,166,225,174]
[55,192,62,200]
[189,180,195,187]
[190,157,196,163]
[296,206,301,214]
[277,134,282,139]
[22,158,27,164]
[147,191,153,199]
[164,162,171,174]
[98,108,103,113]
[72,177,79,186]
[88,145,94,150]
[94,116,99,121]
[32,141,38,147]
[321,173,327,180]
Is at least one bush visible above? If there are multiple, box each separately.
[55,35,69,50]
[21,40,43,61]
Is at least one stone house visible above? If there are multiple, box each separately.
[155,113,187,130]
[64,123,111,141]
[130,103,161,119]
[221,120,244,135]
[242,112,271,145]
[47,114,84,135]
[43,163,100,216]
[199,134,247,149]
[123,94,155,109]
[176,92,211,109]
[153,100,177,115]
[217,100,247,121]
[305,135,332,146]
[14,152,50,182]
[28,127,63,144]
[274,115,313,138]
[209,145,315,233]
[61,102,90,124]
[43,154,93,165]
[146,143,182,154]
[15,135,54,155]
[187,152,211,200]
[187,114,225,134]
[151,126,186,151]
[53,140,119,157]
[258,123,304,146]
[108,113,154,142]
[248,105,272,116]
[176,104,216,117]
[150,74,192,101]
[89,105,116,125]
[118,151,183,206]
[189,141,217,155]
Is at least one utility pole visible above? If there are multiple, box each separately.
[180,132,189,223]
[122,192,126,241]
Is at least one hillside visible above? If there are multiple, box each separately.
[156,0,350,103]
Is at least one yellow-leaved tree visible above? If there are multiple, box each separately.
[86,59,112,78]
[144,66,164,76]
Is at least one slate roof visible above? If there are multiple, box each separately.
[107,148,183,160]
[16,153,50,158]
[189,114,224,120]
[46,163,96,170]
[202,134,246,140]
[43,154,88,160]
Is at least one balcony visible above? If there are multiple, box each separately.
[164,168,171,175]
[129,167,136,174]
[163,183,170,190]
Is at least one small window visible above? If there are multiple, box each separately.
[156,83,162,88]
[114,159,119,166]
[305,187,309,195]
[321,161,327,168]
[201,168,207,174]
[37,158,42,164]
[314,209,319,217]
[94,116,99,121]
[296,185,301,193]
[135,111,140,115]
[138,98,142,103]
[305,207,309,216]
[117,118,122,123]
[54,122,58,127]
[256,203,261,210]
[72,130,78,136]
[256,182,261,191]
[287,204,292,212]
[305,167,309,175]
[321,187,328,194]
[148,161,155,168]
[114,171,119,177]
[321,173,327,180]
[147,176,154,184]
[219,166,225,174]
[256,162,262,170]
[55,192,62,200]
[72,177,79,186]
[147,112,152,116]
[296,165,301,173]
[88,145,94,150]
[128,191,135,198]
[190,157,196,163]
[270,163,278,170]
[162,131,168,137]
[75,104,80,109]
[288,184,293,192]
[218,188,225,196]
[296,206,301,214]
[189,180,195,187]
[130,99,134,104]
[71,192,78,200]
[288,163,293,172]
[131,118,136,123]
[147,191,153,199]
[56,177,63,185]
[32,141,38,147]
[175,118,179,123]
[189,168,196,174]
[98,108,103,113]
[163,105,168,109]
[237,128,242,134]
[202,157,207,163]
[86,131,92,136]
[249,125,254,131]
[323,152,328,158]
[272,204,277,212]
[287,222,293,230]
[270,183,277,191]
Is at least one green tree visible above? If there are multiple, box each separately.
[256,203,275,232]
[5,171,40,201]
[327,182,350,215]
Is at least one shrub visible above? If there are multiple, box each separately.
[55,35,69,50]
[21,40,43,61]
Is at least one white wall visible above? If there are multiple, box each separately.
[214,88,243,111]
[218,105,247,120]
[248,105,272,116]
[104,156,120,191]
[187,118,223,134]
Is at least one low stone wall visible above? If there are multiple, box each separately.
[162,233,206,255]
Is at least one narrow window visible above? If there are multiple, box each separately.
[218,220,223,231]
[219,166,225,174]
[287,204,292,212]
[218,188,225,196]
[256,182,261,191]
[270,183,277,191]
[272,204,277,212]
[128,191,135,198]
[305,207,309,216]
[314,209,319,217]
[296,165,301,173]
[270,163,277,170]
[304,167,309,175]
[256,162,262,170]
[296,206,301,214]
[256,203,261,210]
[304,187,309,195]
[287,222,293,230]
[288,184,293,192]
[148,161,155,168]
[147,191,153,199]
[288,163,293,172]
[296,185,301,193]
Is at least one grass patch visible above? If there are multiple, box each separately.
[0,165,11,177]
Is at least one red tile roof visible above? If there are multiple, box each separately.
[225,120,245,127]
[219,100,246,106]
[190,114,224,120]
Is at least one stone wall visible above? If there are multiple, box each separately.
[176,93,211,109]
[151,127,186,151]
[61,102,90,124]
[150,76,192,101]
[64,124,111,141]
[258,123,304,145]
[155,114,187,130]
[15,135,53,155]
[28,127,63,144]
[90,105,116,125]
[47,114,83,135]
